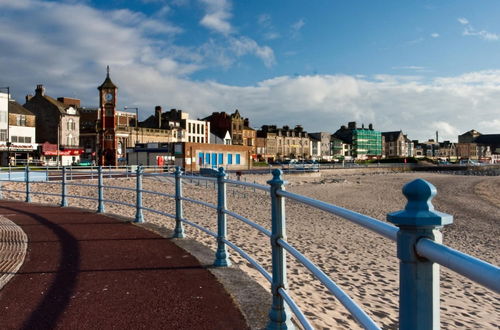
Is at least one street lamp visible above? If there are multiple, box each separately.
[124,106,139,146]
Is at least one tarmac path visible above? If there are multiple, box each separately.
[0,201,248,329]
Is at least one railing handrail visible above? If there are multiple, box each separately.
[277,189,399,241]
[416,238,500,293]
[0,166,498,329]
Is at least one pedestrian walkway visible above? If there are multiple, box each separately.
[0,201,248,329]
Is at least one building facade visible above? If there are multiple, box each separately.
[331,136,352,160]
[8,101,37,165]
[257,125,310,161]
[126,142,252,172]
[333,122,382,160]
[309,132,332,160]
[203,110,247,146]
[382,131,414,158]
[24,84,83,165]
[142,108,208,144]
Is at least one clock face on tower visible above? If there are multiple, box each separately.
[105,93,113,102]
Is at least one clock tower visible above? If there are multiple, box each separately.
[97,66,118,166]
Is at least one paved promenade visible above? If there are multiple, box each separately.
[0,201,248,329]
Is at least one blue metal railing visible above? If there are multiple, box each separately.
[0,166,498,330]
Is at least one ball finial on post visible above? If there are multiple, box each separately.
[387,178,453,330]
[388,179,453,227]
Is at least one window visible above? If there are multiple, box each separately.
[11,136,18,142]
[67,119,75,131]
[25,137,31,143]
[0,129,7,141]
[218,153,223,164]
[16,115,26,126]
[199,152,204,165]
[236,154,241,164]
[227,154,233,164]
[205,153,210,164]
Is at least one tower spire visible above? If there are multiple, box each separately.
[106,65,110,78]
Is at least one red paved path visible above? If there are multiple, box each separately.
[0,201,248,329]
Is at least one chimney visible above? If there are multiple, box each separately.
[35,84,45,96]
[348,121,356,129]
[436,130,439,143]
[155,106,162,128]
[368,123,373,130]
[244,118,249,127]
[25,94,33,103]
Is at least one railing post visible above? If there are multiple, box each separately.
[134,165,144,223]
[214,167,231,267]
[97,165,105,213]
[388,179,453,330]
[25,166,31,203]
[173,166,185,238]
[61,166,68,207]
[266,169,294,329]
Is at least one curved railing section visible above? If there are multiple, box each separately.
[0,165,498,330]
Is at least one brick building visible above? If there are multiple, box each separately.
[126,142,252,172]
[24,85,83,165]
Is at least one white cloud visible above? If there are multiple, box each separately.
[458,18,500,41]
[290,18,305,38]
[430,121,460,138]
[392,66,427,71]
[478,119,500,130]
[431,33,439,38]
[258,13,280,40]
[463,27,500,41]
[229,37,275,67]
[291,18,305,32]
[199,0,233,35]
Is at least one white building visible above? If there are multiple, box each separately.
[184,114,210,144]
[0,91,8,165]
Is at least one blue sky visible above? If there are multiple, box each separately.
[1,0,499,141]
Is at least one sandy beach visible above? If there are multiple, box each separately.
[2,169,499,329]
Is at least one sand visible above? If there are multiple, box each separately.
[2,169,499,329]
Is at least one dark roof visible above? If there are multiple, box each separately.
[8,101,34,116]
[332,130,353,144]
[98,67,117,90]
[382,131,403,142]
[44,95,69,113]
[474,134,500,144]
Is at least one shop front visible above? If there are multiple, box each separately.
[40,142,84,166]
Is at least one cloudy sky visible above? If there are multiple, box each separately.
[1,0,499,141]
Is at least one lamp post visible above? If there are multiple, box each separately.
[124,106,139,146]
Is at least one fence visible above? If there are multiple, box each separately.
[0,166,498,329]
